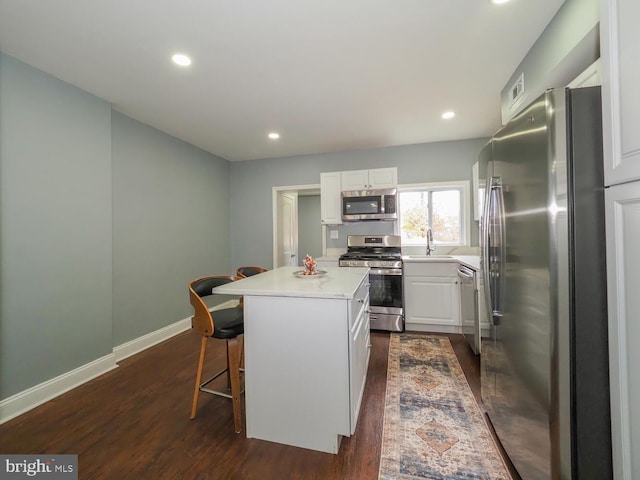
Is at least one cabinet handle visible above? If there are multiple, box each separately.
[358,298,364,303]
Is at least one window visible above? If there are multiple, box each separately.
[398,181,469,246]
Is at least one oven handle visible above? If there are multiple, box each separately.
[368,268,403,276]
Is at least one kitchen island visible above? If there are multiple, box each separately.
[213,266,370,453]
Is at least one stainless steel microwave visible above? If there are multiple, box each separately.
[341,188,398,221]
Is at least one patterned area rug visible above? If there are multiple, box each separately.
[379,334,511,480]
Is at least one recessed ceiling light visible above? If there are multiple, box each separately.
[268,132,280,140]
[441,111,456,119]
[171,54,191,67]
[491,0,510,4]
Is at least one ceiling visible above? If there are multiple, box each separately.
[0,0,565,162]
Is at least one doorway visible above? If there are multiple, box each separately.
[272,184,322,268]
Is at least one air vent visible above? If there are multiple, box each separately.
[510,73,525,105]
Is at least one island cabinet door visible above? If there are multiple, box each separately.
[243,295,351,454]
[349,286,370,434]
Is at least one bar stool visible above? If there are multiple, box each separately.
[236,266,268,278]
[189,275,244,433]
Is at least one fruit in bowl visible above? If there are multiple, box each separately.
[303,255,317,275]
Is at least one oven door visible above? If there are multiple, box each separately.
[368,267,404,332]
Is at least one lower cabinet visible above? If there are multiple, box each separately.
[243,275,370,453]
[404,261,460,332]
[605,181,640,478]
[349,283,370,434]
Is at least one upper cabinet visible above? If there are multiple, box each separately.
[320,172,343,225]
[340,168,397,191]
[602,0,640,186]
[321,167,398,225]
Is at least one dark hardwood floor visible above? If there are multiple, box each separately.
[0,331,517,479]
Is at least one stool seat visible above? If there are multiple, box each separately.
[212,307,244,339]
[189,275,245,433]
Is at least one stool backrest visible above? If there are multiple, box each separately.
[236,266,268,278]
[189,275,240,336]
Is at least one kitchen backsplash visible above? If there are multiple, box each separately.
[325,221,395,249]
[324,221,479,256]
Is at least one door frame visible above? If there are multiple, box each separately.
[272,183,323,268]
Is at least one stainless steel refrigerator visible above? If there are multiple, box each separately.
[479,87,612,480]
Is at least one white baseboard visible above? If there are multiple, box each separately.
[1,299,241,425]
[113,300,238,362]
[0,353,118,425]
[113,318,192,362]
[405,323,462,334]
[113,299,239,362]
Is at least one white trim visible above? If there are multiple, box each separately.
[0,300,239,425]
[114,299,239,362]
[271,183,321,268]
[113,318,192,362]
[398,180,471,247]
[0,353,118,424]
[567,58,601,88]
[405,323,462,334]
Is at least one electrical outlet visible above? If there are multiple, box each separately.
[330,230,339,240]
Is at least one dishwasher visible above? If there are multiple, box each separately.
[458,265,479,354]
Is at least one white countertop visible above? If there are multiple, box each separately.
[316,255,340,263]
[213,266,369,300]
[402,254,481,271]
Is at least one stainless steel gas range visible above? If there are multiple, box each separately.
[339,235,404,332]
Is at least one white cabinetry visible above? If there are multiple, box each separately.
[340,167,397,190]
[602,0,640,476]
[602,0,640,185]
[403,261,460,333]
[604,182,640,479]
[242,272,370,453]
[348,279,370,433]
[320,172,343,225]
[320,167,397,224]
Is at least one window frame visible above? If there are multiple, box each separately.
[396,180,471,247]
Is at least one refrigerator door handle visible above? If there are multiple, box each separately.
[485,176,506,324]
[481,177,493,323]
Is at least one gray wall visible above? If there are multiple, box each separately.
[297,195,322,261]
[501,0,600,123]
[111,113,231,346]
[0,53,233,401]
[230,138,486,267]
[0,53,113,399]
[1,0,585,397]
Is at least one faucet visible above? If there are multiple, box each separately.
[426,228,436,256]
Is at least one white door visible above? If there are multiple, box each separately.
[279,193,298,267]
